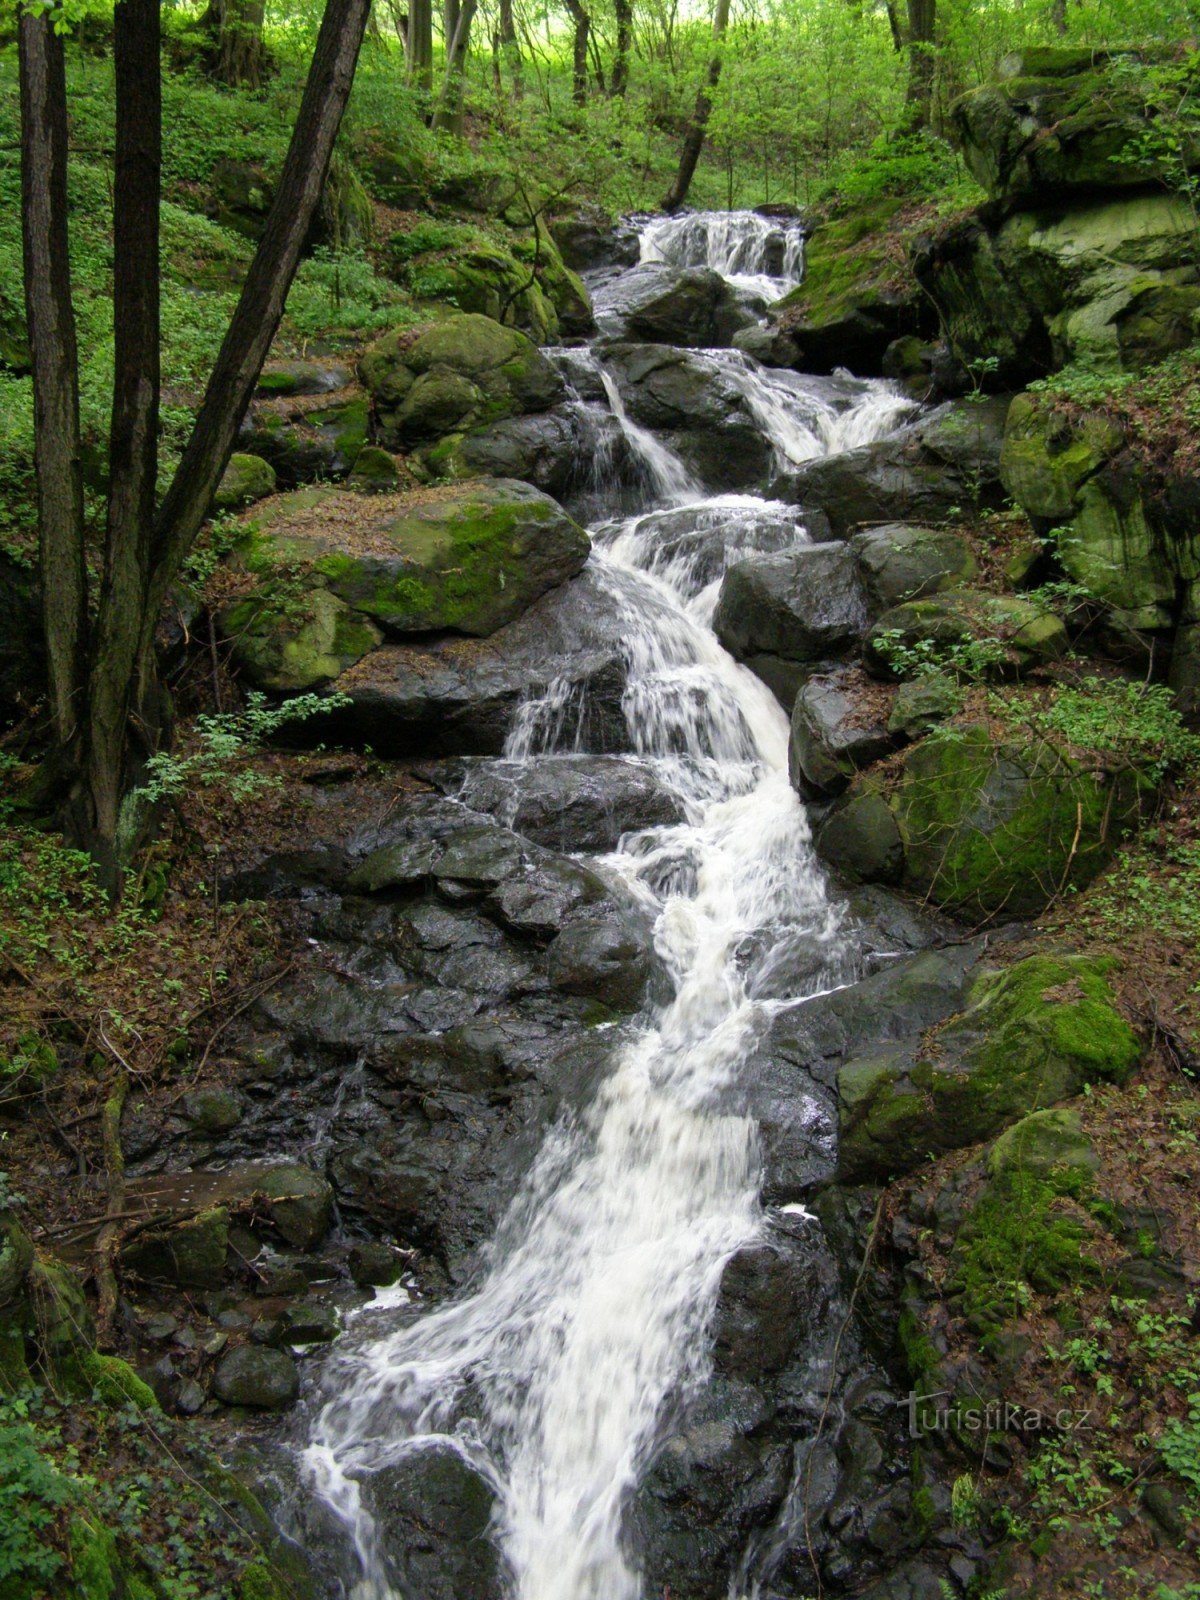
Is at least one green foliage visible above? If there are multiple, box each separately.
[997,676,1200,783]
[828,129,980,210]
[871,627,1007,684]
[1087,838,1200,945]
[0,1400,73,1595]
[135,691,350,805]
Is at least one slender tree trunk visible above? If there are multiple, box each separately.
[1050,0,1067,33]
[610,0,632,96]
[431,0,477,131]
[564,0,590,105]
[904,0,936,128]
[202,0,271,88]
[661,0,730,213]
[75,0,163,879]
[498,0,523,97]
[19,9,86,750]
[408,0,434,91]
[151,0,373,623]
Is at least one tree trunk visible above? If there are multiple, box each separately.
[610,0,632,97]
[661,0,730,213]
[19,9,85,750]
[564,0,590,105]
[202,0,271,88]
[904,0,936,128]
[431,0,477,132]
[152,0,373,621]
[1050,0,1067,34]
[498,0,522,97]
[408,0,434,91]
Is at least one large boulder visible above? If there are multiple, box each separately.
[360,315,564,450]
[772,398,1011,537]
[774,196,930,376]
[592,264,753,348]
[789,667,899,798]
[225,479,588,659]
[714,542,867,665]
[837,953,1141,1180]
[950,48,1200,204]
[360,1445,502,1600]
[814,721,1151,918]
[418,404,629,500]
[862,587,1068,678]
[850,523,978,613]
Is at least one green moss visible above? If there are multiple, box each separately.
[119,1205,231,1292]
[79,1354,158,1412]
[778,195,910,323]
[239,1561,288,1600]
[68,1517,121,1600]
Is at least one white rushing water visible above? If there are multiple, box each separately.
[302,213,912,1600]
[639,210,805,302]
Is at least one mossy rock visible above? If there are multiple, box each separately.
[120,1206,231,1290]
[814,782,905,886]
[986,1107,1097,1180]
[360,313,563,450]
[891,722,1149,917]
[253,1163,334,1249]
[777,196,926,375]
[77,1353,158,1411]
[850,523,978,612]
[347,445,400,493]
[229,479,588,646]
[838,954,1140,1179]
[950,49,1200,202]
[863,588,1067,678]
[69,1517,122,1600]
[222,586,382,693]
[214,453,278,512]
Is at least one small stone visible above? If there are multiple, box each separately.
[172,1326,196,1351]
[213,1345,299,1410]
[348,1241,405,1288]
[254,1261,309,1296]
[201,1330,229,1357]
[272,1302,341,1345]
[142,1312,178,1342]
[216,1308,251,1331]
[213,452,276,512]
[347,445,400,493]
[175,1378,207,1416]
[886,673,961,738]
[181,1086,244,1134]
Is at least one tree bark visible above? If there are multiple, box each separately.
[202,0,271,88]
[610,0,632,97]
[19,9,85,750]
[431,0,477,132]
[150,0,372,628]
[904,0,936,128]
[498,0,522,97]
[661,0,730,213]
[76,0,164,877]
[564,0,590,105]
[408,0,434,91]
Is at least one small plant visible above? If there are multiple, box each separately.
[0,1401,74,1594]
[950,1471,983,1528]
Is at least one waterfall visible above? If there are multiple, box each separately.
[301,210,917,1600]
[639,211,805,302]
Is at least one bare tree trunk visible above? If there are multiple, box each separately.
[904,0,936,128]
[72,0,164,879]
[408,0,434,91]
[498,0,523,97]
[202,0,271,88]
[152,0,373,618]
[431,0,477,131]
[661,0,730,213]
[19,9,85,750]
[564,0,590,105]
[1050,0,1067,33]
[610,0,632,96]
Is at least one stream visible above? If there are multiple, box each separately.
[296,212,917,1600]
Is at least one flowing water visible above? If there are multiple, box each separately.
[638,210,805,301]
[301,212,912,1600]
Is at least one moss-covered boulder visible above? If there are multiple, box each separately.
[838,954,1140,1179]
[850,523,978,613]
[223,479,589,685]
[120,1206,231,1289]
[214,452,277,512]
[347,445,400,493]
[863,587,1067,678]
[951,48,1200,203]
[816,720,1151,917]
[360,313,564,450]
[775,197,928,376]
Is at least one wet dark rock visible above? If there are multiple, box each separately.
[269,1302,341,1345]
[213,1345,300,1410]
[182,1086,244,1134]
[772,399,1011,538]
[850,524,978,614]
[593,264,753,347]
[418,755,685,853]
[348,1242,407,1287]
[551,207,641,271]
[546,917,649,1010]
[714,543,867,665]
[363,1444,503,1600]
[789,667,899,798]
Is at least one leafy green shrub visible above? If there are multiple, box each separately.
[0,1401,74,1594]
[1000,677,1200,783]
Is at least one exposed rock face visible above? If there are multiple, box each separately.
[714,543,867,664]
[789,668,899,798]
[862,588,1068,677]
[814,722,1152,917]
[850,523,977,612]
[592,263,754,347]
[360,314,564,450]
[837,954,1141,1180]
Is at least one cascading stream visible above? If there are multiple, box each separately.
[302,212,912,1600]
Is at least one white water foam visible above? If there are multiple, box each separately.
[639,210,805,302]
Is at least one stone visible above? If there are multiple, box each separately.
[593,263,751,347]
[360,314,563,450]
[270,1302,341,1344]
[886,673,961,737]
[120,1207,230,1290]
[863,589,1068,678]
[222,586,382,694]
[362,1444,501,1600]
[253,1164,335,1250]
[213,453,277,512]
[789,668,899,798]
[347,446,400,493]
[182,1087,244,1134]
[714,543,867,664]
[838,954,1141,1179]
[213,1345,300,1410]
[986,1108,1098,1180]
[348,1241,406,1287]
[255,360,354,399]
[814,785,905,886]
[546,917,650,1011]
[850,524,977,613]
